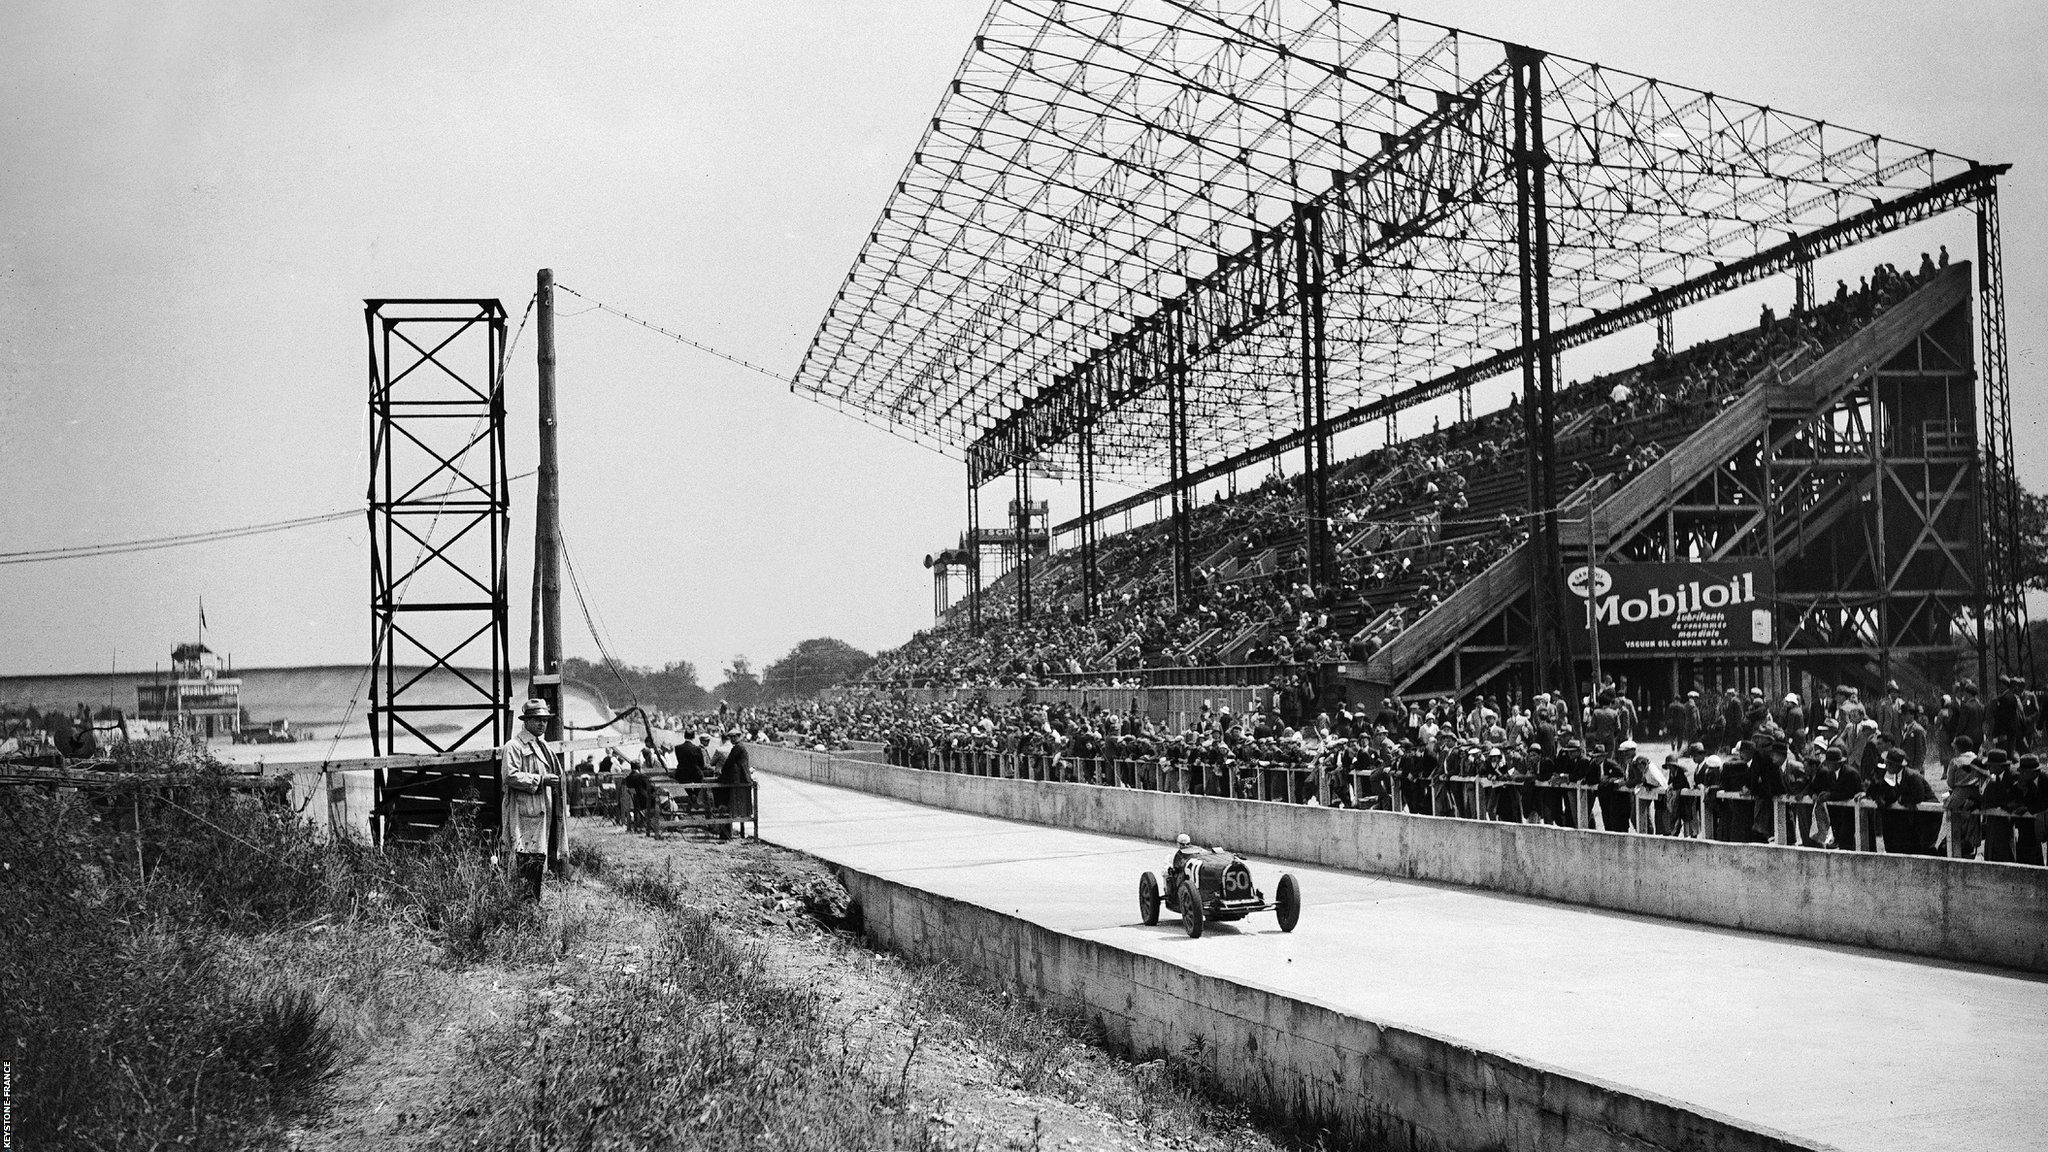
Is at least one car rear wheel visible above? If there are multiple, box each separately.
[1179,882,1204,938]
[1275,873,1300,933]
[1139,871,1162,926]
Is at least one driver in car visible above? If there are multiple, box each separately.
[1167,833,1206,884]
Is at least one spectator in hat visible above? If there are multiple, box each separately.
[717,728,755,840]
[2011,755,2048,866]
[1833,685,1868,739]
[1815,745,1863,849]
[1664,691,1701,747]
[1588,692,1623,748]
[1992,675,2030,754]
[1872,681,1907,745]
[1713,689,1744,753]
[620,748,658,835]
[1899,704,1930,774]
[1980,749,2026,863]
[672,728,707,785]
[1595,740,1636,832]
[1776,693,1808,746]
[1871,748,1939,855]
[1955,680,1987,751]
[499,698,566,900]
[1842,714,1878,773]
[1743,688,1772,741]
[1945,739,1992,858]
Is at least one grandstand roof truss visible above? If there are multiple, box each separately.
[793,0,1991,491]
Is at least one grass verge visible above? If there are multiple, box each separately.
[441,902,961,1150]
[0,740,547,1150]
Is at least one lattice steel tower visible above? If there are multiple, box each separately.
[365,299,511,755]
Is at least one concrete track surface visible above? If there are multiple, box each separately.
[758,773,2047,1152]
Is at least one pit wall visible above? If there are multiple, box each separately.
[839,855,1811,1152]
[753,746,2048,974]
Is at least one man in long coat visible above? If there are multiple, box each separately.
[717,729,755,841]
[499,698,567,900]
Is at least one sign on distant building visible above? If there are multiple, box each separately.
[1565,560,1774,653]
[136,643,243,739]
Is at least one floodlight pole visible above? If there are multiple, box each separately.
[533,268,564,742]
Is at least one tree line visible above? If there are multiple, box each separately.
[561,637,873,715]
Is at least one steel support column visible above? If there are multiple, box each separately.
[1975,185,2028,681]
[1512,45,1574,705]
[1295,205,1332,589]
[1014,466,1033,621]
[1167,336,1194,609]
[1872,376,1892,684]
[1079,416,1100,619]
[966,471,982,635]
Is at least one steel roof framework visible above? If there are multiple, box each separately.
[794,0,1977,489]
[793,0,2021,683]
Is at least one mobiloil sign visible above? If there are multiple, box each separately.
[1565,561,1774,652]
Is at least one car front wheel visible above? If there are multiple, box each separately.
[1179,882,1205,939]
[1276,873,1300,933]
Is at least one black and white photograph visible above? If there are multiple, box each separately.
[4,2,2045,1149]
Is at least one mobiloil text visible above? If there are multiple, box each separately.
[1580,570,1759,626]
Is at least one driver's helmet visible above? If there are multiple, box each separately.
[1175,833,1192,847]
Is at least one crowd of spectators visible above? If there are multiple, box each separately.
[862,260,1941,689]
[752,662,2046,863]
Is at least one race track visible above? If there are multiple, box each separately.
[758,772,2048,1152]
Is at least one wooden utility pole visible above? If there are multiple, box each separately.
[532,268,564,743]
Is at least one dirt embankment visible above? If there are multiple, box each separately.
[290,817,1296,1152]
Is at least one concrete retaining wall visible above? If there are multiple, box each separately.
[839,862,1813,1152]
[755,746,2048,974]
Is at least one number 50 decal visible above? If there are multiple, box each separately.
[1222,867,1252,895]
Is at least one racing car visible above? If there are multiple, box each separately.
[1139,837,1300,938]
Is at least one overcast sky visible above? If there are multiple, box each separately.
[4,1,2044,679]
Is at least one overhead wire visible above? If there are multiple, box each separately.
[0,472,540,568]
[555,527,642,712]
[552,283,794,387]
[0,510,359,565]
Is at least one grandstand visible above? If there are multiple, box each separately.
[793,2,2024,715]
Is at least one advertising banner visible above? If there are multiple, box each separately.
[1565,560,1775,654]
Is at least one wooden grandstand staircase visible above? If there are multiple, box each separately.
[1363,265,1974,697]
